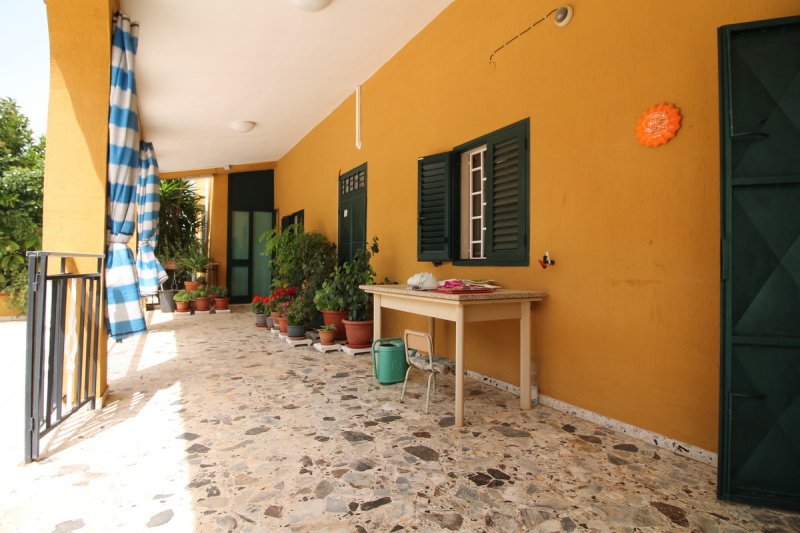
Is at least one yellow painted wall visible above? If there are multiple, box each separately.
[43,0,115,398]
[276,0,799,451]
[209,170,229,284]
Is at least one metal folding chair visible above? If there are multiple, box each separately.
[400,329,455,414]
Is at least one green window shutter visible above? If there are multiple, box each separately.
[485,119,529,265]
[418,152,453,262]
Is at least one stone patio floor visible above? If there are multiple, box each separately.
[0,307,798,532]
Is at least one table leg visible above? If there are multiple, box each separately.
[520,301,531,410]
[455,305,465,427]
[373,294,382,341]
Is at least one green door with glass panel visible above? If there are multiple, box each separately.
[719,16,800,511]
[338,164,367,263]
[227,170,274,304]
[229,210,272,304]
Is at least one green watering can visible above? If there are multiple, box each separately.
[371,338,408,385]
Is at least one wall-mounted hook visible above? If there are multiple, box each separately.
[538,251,556,269]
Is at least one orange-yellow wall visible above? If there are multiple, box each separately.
[43,0,114,397]
[276,0,799,451]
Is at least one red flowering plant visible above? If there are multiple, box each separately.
[261,295,276,315]
[269,286,297,317]
[251,295,267,315]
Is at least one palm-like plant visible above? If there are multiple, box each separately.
[156,179,204,264]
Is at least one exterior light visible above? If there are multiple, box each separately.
[229,120,256,133]
[289,0,332,12]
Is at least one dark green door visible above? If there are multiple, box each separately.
[338,164,367,263]
[227,171,274,303]
[719,16,800,511]
[229,210,272,303]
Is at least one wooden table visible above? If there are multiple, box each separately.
[361,285,547,427]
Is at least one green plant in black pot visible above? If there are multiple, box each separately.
[287,292,313,328]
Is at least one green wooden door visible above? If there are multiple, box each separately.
[227,171,274,303]
[338,164,367,263]
[719,16,800,511]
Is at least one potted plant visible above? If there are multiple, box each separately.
[338,237,379,348]
[177,242,211,292]
[314,276,349,341]
[192,287,211,312]
[286,293,312,340]
[210,285,230,311]
[173,289,192,313]
[317,324,337,346]
[251,295,267,327]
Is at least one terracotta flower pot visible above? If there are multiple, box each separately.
[184,280,200,292]
[194,297,211,311]
[321,309,349,341]
[318,329,336,346]
[255,313,267,327]
[214,297,229,310]
[342,319,373,349]
[175,301,191,313]
[277,317,289,334]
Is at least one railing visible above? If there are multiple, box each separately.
[25,251,104,463]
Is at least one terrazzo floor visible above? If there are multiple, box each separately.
[0,307,798,532]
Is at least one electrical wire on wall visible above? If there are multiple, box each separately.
[488,5,573,66]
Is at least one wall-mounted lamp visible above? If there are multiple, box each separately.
[229,120,256,133]
[289,0,332,12]
[553,6,573,27]
[489,5,574,65]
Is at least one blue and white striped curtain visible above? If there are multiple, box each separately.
[106,14,145,340]
[136,142,167,295]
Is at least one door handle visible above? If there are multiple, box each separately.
[730,391,767,400]
[731,131,770,139]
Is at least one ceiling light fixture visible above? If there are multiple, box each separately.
[289,0,332,12]
[229,120,256,133]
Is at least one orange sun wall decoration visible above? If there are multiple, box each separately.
[635,104,682,147]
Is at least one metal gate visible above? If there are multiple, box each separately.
[718,16,800,511]
[25,251,104,462]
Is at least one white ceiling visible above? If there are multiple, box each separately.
[121,0,454,172]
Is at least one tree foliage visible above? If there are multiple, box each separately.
[155,178,204,263]
[0,98,45,297]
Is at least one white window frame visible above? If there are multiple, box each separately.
[460,145,487,260]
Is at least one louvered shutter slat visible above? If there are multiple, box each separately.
[418,152,453,262]
[486,120,528,263]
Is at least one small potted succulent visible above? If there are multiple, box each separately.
[173,290,192,313]
[211,285,230,311]
[317,324,337,346]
